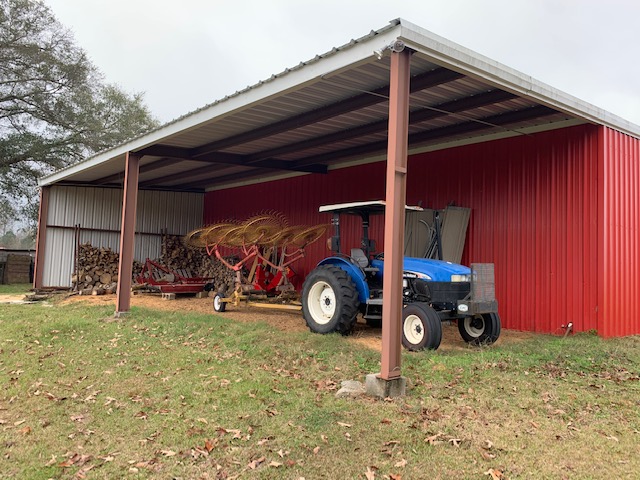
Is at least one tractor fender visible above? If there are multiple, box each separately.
[317,257,370,303]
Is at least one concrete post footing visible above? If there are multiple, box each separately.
[365,373,407,398]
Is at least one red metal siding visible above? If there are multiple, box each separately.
[406,126,600,334]
[204,125,602,334]
[599,128,640,337]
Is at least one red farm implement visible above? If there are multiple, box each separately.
[136,258,212,294]
[185,213,326,312]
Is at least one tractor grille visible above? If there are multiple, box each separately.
[471,263,495,302]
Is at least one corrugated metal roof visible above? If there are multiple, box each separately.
[39,18,640,191]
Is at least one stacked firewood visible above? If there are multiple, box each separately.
[71,243,143,295]
[71,236,236,295]
[160,234,235,294]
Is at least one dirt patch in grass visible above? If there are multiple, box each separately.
[60,292,535,352]
[0,294,28,302]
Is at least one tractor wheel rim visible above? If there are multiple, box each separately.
[308,281,336,324]
[403,314,424,345]
[464,316,485,337]
[214,296,221,309]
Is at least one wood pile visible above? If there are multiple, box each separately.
[72,235,236,295]
[71,243,143,295]
[159,234,235,294]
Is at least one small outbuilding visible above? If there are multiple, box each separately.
[36,19,640,341]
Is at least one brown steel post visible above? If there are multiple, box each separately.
[115,152,140,315]
[33,186,50,289]
[380,47,412,380]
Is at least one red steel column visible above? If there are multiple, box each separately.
[380,47,412,380]
[115,152,140,315]
[33,186,50,289]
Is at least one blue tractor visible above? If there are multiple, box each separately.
[301,201,501,350]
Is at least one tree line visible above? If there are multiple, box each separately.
[1,0,159,231]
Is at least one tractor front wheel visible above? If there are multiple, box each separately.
[458,312,501,345]
[302,265,360,335]
[402,303,442,351]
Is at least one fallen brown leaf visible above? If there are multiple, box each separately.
[480,449,496,460]
[313,446,320,454]
[425,432,443,445]
[364,467,375,479]
[337,422,352,428]
[394,458,407,468]
[390,474,402,480]
[269,461,283,467]
[482,440,494,450]
[247,456,265,469]
[484,468,504,479]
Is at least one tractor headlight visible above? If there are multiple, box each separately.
[451,274,471,282]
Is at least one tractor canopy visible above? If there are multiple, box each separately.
[370,257,470,282]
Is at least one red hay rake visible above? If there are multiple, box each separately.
[185,212,327,309]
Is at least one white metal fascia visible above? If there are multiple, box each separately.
[39,24,404,187]
[396,19,640,140]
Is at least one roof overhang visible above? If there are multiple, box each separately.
[39,18,640,191]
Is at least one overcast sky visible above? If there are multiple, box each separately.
[44,0,640,127]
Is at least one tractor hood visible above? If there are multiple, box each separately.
[370,257,470,282]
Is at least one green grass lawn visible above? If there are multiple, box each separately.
[1,301,639,479]
[0,283,32,295]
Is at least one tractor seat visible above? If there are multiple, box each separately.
[351,248,370,269]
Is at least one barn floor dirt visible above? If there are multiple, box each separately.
[58,293,535,352]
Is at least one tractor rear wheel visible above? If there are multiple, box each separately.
[458,312,501,345]
[402,303,442,351]
[302,265,360,335]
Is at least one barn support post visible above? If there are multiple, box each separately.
[115,152,141,316]
[366,44,411,398]
[33,186,50,289]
